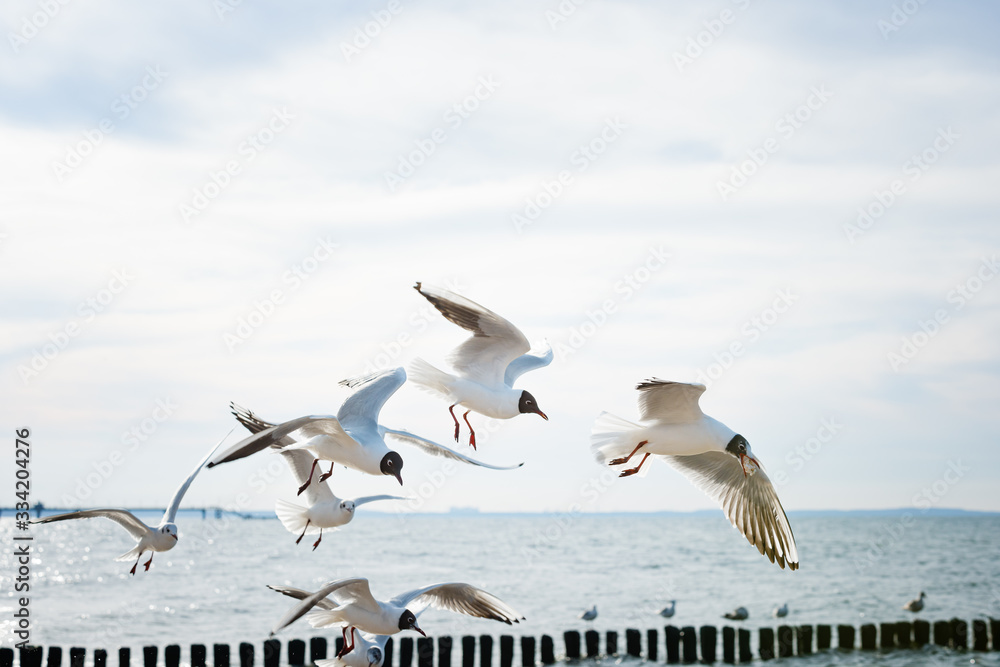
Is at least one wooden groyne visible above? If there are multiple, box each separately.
[4,618,997,667]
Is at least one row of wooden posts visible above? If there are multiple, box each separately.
[4,618,998,667]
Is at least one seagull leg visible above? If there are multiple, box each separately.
[609,440,648,466]
[462,410,477,450]
[143,553,154,571]
[297,459,320,496]
[295,519,311,545]
[129,551,142,576]
[312,528,323,551]
[449,404,461,442]
[619,453,651,477]
[337,628,349,657]
[318,462,335,483]
[345,627,356,655]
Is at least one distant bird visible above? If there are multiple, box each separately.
[723,607,749,621]
[903,592,926,612]
[579,605,597,621]
[659,601,676,618]
[231,404,407,549]
[410,282,551,449]
[773,603,788,618]
[31,431,230,574]
[209,368,523,493]
[268,578,523,658]
[592,379,799,570]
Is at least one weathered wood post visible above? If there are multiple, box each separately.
[646,629,658,661]
[193,644,208,667]
[480,635,493,667]
[118,648,129,667]
[539,635,555,665]
[0,648,12,667]
[94,650,108,667]
[311,638,327,663]
[499,635,513,667]
[973,620,989,651]
[992,619,1000,651]
[895,621,912,648]
[816,625,831,650]
[879,623,895,649]
[287,640,305,666]
[214,644,230,667]
[584,631,599,658]
[664,626,680,664]
[70,648,86,667]
[757,627,773,661]
[933,621,952,647]
[385,638,395,667]
[164,645,180,667]
[721,627,735,664]
[262,639,280,667]
[777,625,794,658]
[680,626,696,663]
[914,620,930,647]
[46,648,62,667]
[860,624,877,650]
[625,629,641,658]
[238,643,253,667]
[20,647,42,667]
[700,626,717,663]
[400,637,414,667]
[951,618,968,650]
[737,629,751,663]
[837,625,854,649]
[562,632,580,660]
[416,637,433,667]
[141,646,155,667]
[797,626,812,655]
[605,631,618,656]
[462,638,475,667]
[520,637,535,667]
[439,636,454,667]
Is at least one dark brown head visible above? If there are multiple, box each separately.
[380,451,404,485]
[398,609,424,635]
[725,434,759,477]
[518,391,547,420]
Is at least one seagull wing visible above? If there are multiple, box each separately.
[231,402,277,435]
[31,509,151,540]
[270,578,378,636]
[663,451,799,570]
[336,368,407,432]
[381,426,524,470]
[280,449,335,504]
[163,428,233,524]
[208,416,346,467]
[635,379,706,424]
[266,584,337,611]
[350,495,409,507]
[503,343,553,388]
[389,583,523,624]
[415,282,530,387]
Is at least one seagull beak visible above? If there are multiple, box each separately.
[394,472,403,486]
[739,454,760,478]
[413,624,426,637]
[536,410,548,421]
[171,534,179,541]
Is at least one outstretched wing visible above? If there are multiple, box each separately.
[267,584,337,611]
[31,509,150,540]
[389,583,523,624]
[635,379,706,424]
[231,402,277,435]
[270,578,378,636]
[503,343,553,388]
[380,426,524,470]
[337,368,407,432]
[663,451,799,570]
[415,282,529,388]
[351,495,409,507]
[208,416,347,467]
[163,428,233,524]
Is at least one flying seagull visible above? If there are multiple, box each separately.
[592,379,799,571]
[31,430,231,574]
[268,577,523,658]
[410,282,550,449]
[209,368,522,493]
[902,592,926,612]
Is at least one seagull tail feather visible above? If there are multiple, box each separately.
[408,357,453,398]
[590,411,644,464]
[274,499,318,536]
[115,544,143,562]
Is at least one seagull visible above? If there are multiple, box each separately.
[208,367,522,494]
[723,607,749,621]
[579,605,597,621]
[268,577,523,658]
[902,592,926,612]
[659,601,676,618]
[410,282,551,449]
[773,603,788,618]
[30,430,230,575]
[592,379,799,571]
[231,404,407,550]
[269,585,391,667]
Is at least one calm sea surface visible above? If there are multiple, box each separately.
[2,514,999,667]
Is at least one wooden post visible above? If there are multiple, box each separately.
[584,631,599,657]
[439,636,454,667]
[699,626,716,663]
[757,627,773,661]
[499,636,513,667]
[646,629,658,662]
[895,621,912,648]
[94,650,108,667]
[118,648,130,667]
[721,627,735,664]
[625,629,641,658]
[914,620,930,646]
[680,627,696,663]
[192,645,207,667]
[400,637,414,667]
[141,647,155,667]
[664,626,680,664]
[933,620,951,647]
[973,620,989,651]
[520,637,535,667]
[860,624,876,650]
[20,647,42,667]
[417,637,433,667]
[951,618,968,650]
[562,632,580,660]
[311,638,327,663]
[238,644,253,667]
[992,619,1000,651]
[214,644,230,667]
[777,626,794,658]
[70,649,86,667]
[47,648,62,667]
[737,629,751,663]
[837,625,854,649]
[817,625,831,650]
[287,641,305,666]
[879,623,895,649]
[462,637,475,667]
[605,631,618,656]
[480,636,493,667]
[385,638,395,667]
[539,636,555,665]
[0,649,13,667]
[164,646,180,667]
[262,640,280,667]
[797,626,812,655]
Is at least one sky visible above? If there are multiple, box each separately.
[1,0,998,516]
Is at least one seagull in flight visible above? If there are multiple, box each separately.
[231,404,407,550]
[592,379,799,570]
[268,577,523,658]
[410,282,551,449]
[902,592,926,612]
[31,430,231,574]
[208,367,522,494]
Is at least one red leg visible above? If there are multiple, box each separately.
[462,410,477,450]
[129,551,142,576]
[609,440,648,466]
[619,452,651,477]
[318,462,335,483]
[297,459,319,496]
[337,628,349,657]
[143,553,154,571]
[449,404,461,442]
[345,627,356,655]
[312,528,323,551]
[295,519,311,545]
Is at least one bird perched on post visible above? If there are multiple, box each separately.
[903,592,926,612]
[579,605,597,621]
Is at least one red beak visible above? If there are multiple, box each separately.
[413,625,426,637]
[739,454,760,478]
[536,410,548,421]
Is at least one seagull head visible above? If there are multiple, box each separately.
[161,524,179,540]
[398,609,425,636]
[366,647,383,667]
[380,452,404,485]
[518,391,547,420]
[340,500,357,514]
[725,435,760,478]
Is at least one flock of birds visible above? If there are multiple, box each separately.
[32,282,824,665]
